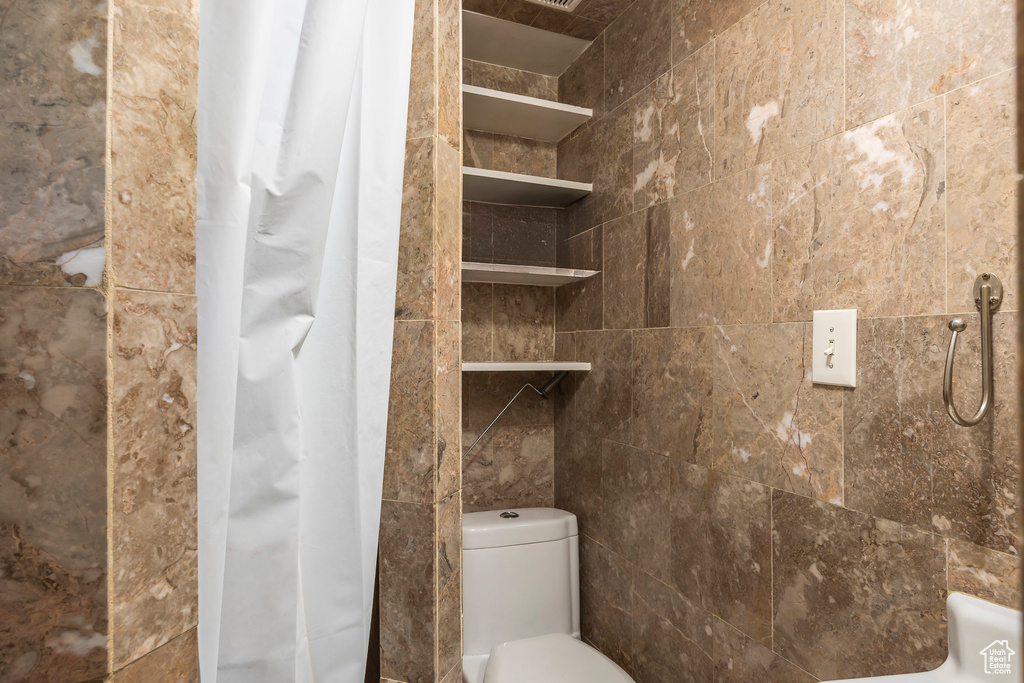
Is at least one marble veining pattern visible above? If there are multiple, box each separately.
[109,290,198,669]
[0,287,108,681]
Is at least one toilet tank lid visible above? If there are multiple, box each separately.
[463,508,578,550]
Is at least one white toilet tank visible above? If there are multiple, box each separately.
[463,508,581,660]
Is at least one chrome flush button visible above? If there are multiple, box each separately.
[499,511,519,519]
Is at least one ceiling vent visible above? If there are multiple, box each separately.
[525,0,585,12]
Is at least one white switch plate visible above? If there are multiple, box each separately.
[812,309,857,388]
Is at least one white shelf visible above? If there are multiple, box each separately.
[463,262,598,286]
[463,85,591,143]
[463,167,591,208]
[462,362,591,372]
[463,11,591,77]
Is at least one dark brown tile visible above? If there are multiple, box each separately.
[596,441,671,581]
[575,330,632,442]
[604,0,671,112]
[462,425,554,512]
[497,0,543,24]
[564,15,608,40]
[772,490,947,680]
[490,134,558,178]
[577,0,636,24]
[462,202,494,263]
[531,6,575,33]
[489,204,558,267]
[947,539,1020,611]
[712,323,844,503]
[846,314,1019,554]
[462,371,555,431]
[379,500,435,683]
[384,321,435,503]
[559,36,606,121]
[631,327,712,466]
[493,285,555,361]
[554,375,603,534]
[632,572,714,683]
[0,287,108,682]
[109,290,198,668]
[461,283,493,362]
[580,537,634,673]
[556,227,603,332]
[643,202,671,328]
[712,618,814,683]
[634,569,713,656]
[671,463,772,646]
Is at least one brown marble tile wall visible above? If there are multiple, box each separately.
[461,283,557,512]
[463,0,625,41]
[550,0,1020,680]
[379,0,462,681]
[1,0,199,679]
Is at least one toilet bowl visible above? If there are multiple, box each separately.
[462,508,635,683]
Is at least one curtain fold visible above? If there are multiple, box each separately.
[196,2,415,680]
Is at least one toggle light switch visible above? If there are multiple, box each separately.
[812,309,857,388]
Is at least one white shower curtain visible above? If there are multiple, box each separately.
[196,1,415,681]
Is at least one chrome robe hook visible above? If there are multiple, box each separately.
[943,273,1002,426]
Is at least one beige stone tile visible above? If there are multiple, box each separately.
[580,538,634,674]
[772,99,945,321]
[946,70,1018,313]
[712,323,844,503]
[671,0,764,66]
[462,425,554,512]
[845,314,1019,554]
[633,44,714,209]
[436,321,461,502]
[407,0,437,140]
[668,164,773,327]
[670,463,772,647]
[463,130,493,169]
[0,287,108,681]
[110,1,198,294]
[109,290,198,668]
[435,140,461,323]
[109,628,198,683]
[492,285,555,361]
[630,327,713,466]
[379,500,435,683]
[714,0,843,178]
[712,617,815,683]
[604,0,672,112]
[437,0,461,150]
[397,137,436,321]
[947,539,1020,610]
[846,0,1014,128]
[772,490,947,680]
[491,135,558,178]
[384,320,435,503]
[461,283,493,362]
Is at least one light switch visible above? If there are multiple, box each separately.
[812,309,857,388]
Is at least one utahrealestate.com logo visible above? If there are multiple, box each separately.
[980,640,1015,675]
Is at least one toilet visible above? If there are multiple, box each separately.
[462,508,634,683]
